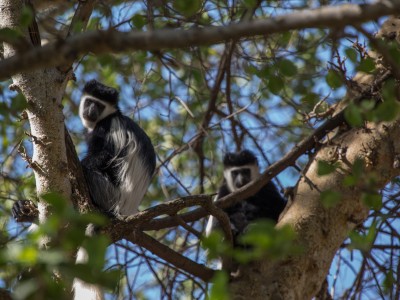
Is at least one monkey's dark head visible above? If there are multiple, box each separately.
[80,80,120,131]
[223,150,260,192]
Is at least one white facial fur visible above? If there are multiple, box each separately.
[79,95,117,131]
[224,164,260,192]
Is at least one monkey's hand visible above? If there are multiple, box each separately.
[12,200,39,223]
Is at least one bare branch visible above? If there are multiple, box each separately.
[124,230,214,282]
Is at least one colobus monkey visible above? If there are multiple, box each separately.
[12,79,156,219]
[13,80,156,300]
[79,79,156,217]
[205,150,286,247]
[73,79,156,299]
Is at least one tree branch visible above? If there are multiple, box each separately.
[123,230,214,282]
[141,108,348,231]
[1,1,399,80]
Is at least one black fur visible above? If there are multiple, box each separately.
[83,79,119,105]
[81,81,156,217]
[223,149,257,167]
[219,180,286,244]
[82,111,156,187]
[219,150,286,246]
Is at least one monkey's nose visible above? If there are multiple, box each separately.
[85,105,99,122]
[235,177,248,189]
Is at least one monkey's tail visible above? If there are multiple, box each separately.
[72,225,104,300]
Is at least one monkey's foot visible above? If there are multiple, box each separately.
[12,200,38,223]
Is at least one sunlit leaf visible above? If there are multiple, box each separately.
[209,271,230,300]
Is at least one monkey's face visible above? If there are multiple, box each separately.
[231,168,251,189]
[83,98,105,122]
[79,95,117,131]
[224,164,260,192]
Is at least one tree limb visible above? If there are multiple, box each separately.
[123,230,215,282]
[0,1,399,80]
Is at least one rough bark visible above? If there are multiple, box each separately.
[227,17,400,300]
[228,118,400,299]
[0,0,70,222]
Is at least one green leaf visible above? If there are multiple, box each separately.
[201,231,229,260]
[10,93,27,112]
[278,59,297,77]
[348,224,376,252]
[209,271,230,300]
[20,6,34,27]
[131,14,146,29]
[388,43,400,65]
[320,190,341,208]
[344,103,363,127]
[0,28,23,42]
[345,48,358,63]
[317,160,339,176]
[374,98,400,122]
[383,271,395,295]
[242,0,258,9]
[268,75,284,95]
[343,175,357,187]
[352,158,365,180]
[173,0,202,17]
[360,99,375,111]
[82,235,109,269]
[38,250,66,265]
[238,221,300,261]
[326,69,343,89]
[42,192,67,214]
[357,57,375,73]
[361,192,382,210]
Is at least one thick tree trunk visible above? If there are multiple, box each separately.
[229,118,400,299]
[0,0,70,223]
[228,17,400,299]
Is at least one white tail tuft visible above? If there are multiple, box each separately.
[73,244,103,299]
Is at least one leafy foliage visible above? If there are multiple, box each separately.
[0,0,399,299]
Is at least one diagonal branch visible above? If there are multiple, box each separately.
[0,1,399,80]
[123,230,215,282]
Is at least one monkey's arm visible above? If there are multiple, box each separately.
[247,182,287,222]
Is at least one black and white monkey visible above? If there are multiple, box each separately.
[78,79,156,217]
[12,79,156,218]
[73,79,156,299]
[205,150,286,248]
[12,80,156,300]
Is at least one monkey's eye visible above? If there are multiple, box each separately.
[241,169,251,177]
[232,170,239,177]
[85,98,96,106]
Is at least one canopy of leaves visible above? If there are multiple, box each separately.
[0,1,399,299]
